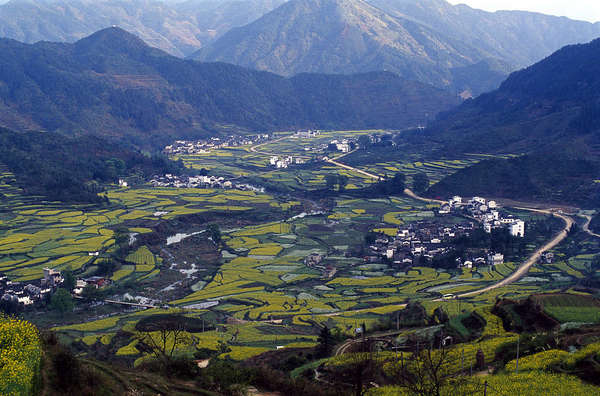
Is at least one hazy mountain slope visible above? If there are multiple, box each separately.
[194,0,600,95]
[0,27,460,146]
[194,0,510,93]
[0,0,285,57]
[370,0,600,69]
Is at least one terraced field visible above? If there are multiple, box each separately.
[0,173,291,282]
[3,130,598,365]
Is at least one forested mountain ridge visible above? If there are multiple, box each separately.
[2,0,600,97]
[0,27,460,146]
[0,127,184,203]
[422,38,600,207]
[426,38,600,154]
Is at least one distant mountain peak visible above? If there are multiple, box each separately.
[73,26,152,54]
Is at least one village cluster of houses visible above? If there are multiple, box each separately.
[149,174,264,193]
[1,268,62,307]
[163,134,270,155]
[269,156,306,169]
[440,196,526,238]
[0,268,112,309]
[366,221,479,267]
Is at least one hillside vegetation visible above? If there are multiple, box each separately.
[0,27,459,145]
[426,152,600,207]
[420,38,600,206]
[0,127,183,203]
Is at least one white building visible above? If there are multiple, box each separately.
[487,253,505,266]
[450,196,462,207]
[509,220,525,237]
[336,142,351,153]
[488,201,497,209]
[472,197,486,205]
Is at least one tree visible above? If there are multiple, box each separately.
[325,174,338,190]
[61,269,76,292]
[207,223,222,245]
[51,288,74,315]
[391,173,406,193]
[81,284,101,302]
[432,307,449,324]
[136,318,196,372]
[412,173,430,194]
[95,258,117,276]
[393,338,465,396]
[364,232,377,245]
[357,135,370,149]
[338,175,349,192]
[317,326,334,358]
[475,348,486,370]
[113,227,131,258]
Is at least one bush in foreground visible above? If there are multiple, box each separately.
[0,315,42,396]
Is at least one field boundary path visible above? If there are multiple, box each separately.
[325,157,382,180]
[249,135,289,156]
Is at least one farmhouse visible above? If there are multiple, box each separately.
[42,267,63,288]
[487,253,505,266]
[295,129,321,138]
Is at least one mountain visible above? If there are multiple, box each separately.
[422,38,600,207]
[0,27,460,146]
[0,0,285,57]
[427,38,600,154]
[3,0,600,96]
[193,0,508,94]
[193,0,600,95]
[370,0,600,69]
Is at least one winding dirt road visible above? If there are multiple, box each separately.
[582,214,600,238]
[457,208,573,297]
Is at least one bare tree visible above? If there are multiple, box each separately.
[391,337,466,396]
[136,318,196,369]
